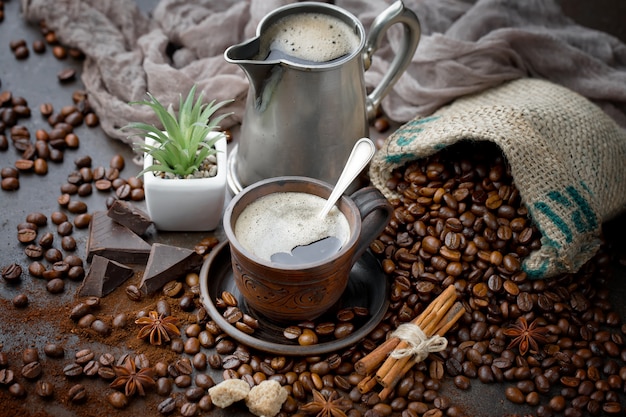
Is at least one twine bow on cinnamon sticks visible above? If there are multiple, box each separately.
[355,285,465,400]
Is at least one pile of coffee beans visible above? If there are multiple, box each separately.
[362,141,625,416]
[0,88,103,191]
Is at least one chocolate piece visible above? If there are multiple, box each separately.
[86,211,152,264]
[106,200,152,235]
[78,255,134,297]
[139,243,203,294]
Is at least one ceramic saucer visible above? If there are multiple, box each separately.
[199,240,389,356]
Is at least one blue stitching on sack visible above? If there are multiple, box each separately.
[524,260,548,279]
[393,116,442,147]
[566,185,597,232]
[386,153,415,164]
[532,201,571,245]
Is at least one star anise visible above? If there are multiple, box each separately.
[109,357,156,396]
[299,389,351,417]
[503,316,549,356]
[135,310,180,345]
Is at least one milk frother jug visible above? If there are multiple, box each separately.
[225,1,420,192]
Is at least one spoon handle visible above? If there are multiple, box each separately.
[318,138,376,220]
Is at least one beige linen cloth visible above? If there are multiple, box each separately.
[20,0,626,146]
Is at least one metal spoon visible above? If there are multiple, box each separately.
[318,137,376,219]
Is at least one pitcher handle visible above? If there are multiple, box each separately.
[363,1,421,120]
[350,186,393,264]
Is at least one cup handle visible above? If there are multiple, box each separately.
[350,186,393,263]
[363,1,421,120]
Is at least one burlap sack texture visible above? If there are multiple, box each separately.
[369,78,626,279]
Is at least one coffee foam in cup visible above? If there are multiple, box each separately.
[234,192,350,263]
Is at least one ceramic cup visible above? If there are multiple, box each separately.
[223,176,392,323]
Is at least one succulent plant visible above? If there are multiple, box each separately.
[126,85,232,178]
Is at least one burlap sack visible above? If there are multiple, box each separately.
[369,78,626,279]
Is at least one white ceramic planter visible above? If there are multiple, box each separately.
[142,132,227,231]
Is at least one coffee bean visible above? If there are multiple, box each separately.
[334,323,354,339]
[125,285,142,301]
[109,154,125,170]
[35,380,54,398]
[83,360,99,376]
[28,261,46,277]
[193,374,214,392]
[14,45,29,59]
[77,183,92,196]
[15,159,34,171]
[57,68,76,83]
[32,158,48,175]
[26,212,47,226]
[65,132,80,148]
[284,326,302,340]
[298,328,318,346]
[24,244,43,259]
[91,319,110,336]
[63,363,83,377]
[156,300,171,318]
[52,45,67,59]
[43,343,64,358]
[38,232,54,248]
[1,177,19,190]
[32,39,46,53]
[98,366,116,380]
[175,374,192,388]
[156,377,173,396]
[0,369,15,385]
[21,361,42,379]
[1,263,22,282]
[223,306,243,324]
[46,278,64,293]
[57,221,73,236]
[12,293,28,308]
[8,382,26,398]
[85,112,99,127]
[45,248,63,263]
[181,402,198,417]
[50,211,68,224]
[107,391,128,409]
[68,383,87,403]
[17,228,37,243]
[67,200,87,214]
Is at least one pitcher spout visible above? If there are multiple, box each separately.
[224,38,276,99]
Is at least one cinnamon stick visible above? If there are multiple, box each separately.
[355,285,465,396]
[354,337,399,376]
[379,301,465,390]
[355,285,457,377]
[356,374,378,394]
[379,359,415,400]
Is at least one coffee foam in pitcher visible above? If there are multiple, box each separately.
[260,12,360,63]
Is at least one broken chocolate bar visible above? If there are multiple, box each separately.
[106,199,153,235]
[87,211,152,264]
[139,243,204,294]
[78,255,134,297]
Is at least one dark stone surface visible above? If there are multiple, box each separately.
[1,1,626,417]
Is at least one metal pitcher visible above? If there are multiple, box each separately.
[225,1,420,193]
